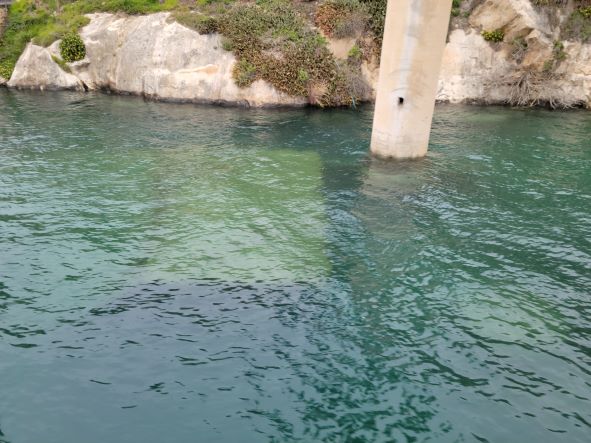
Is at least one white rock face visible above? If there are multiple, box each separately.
[439,1,591,108]
[438,29,513,104]
[5,7,591,108]
[9,12,306,107]
[470,0,550,41]
[7,43,84,91]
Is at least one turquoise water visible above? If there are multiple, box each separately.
[0,89,590,443]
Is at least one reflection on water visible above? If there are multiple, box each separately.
[0,90,590,443]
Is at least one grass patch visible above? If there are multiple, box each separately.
[0,0,369,106]
[562,5,591,42]
[511,36,528,63]
[217,0,367,106]
[482,29,505,43]
[360,0,385,41]
[51,54,71,73]
[233,58,257,87]
[0,0,178,79]
[315,0,369,39]
[451,0,461,17]
[172,7,219,34]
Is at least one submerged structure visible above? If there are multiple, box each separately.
[371,0,453,159]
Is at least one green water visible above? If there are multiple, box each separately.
[0,90,590,443]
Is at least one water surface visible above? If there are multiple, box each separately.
[1,90,590,442]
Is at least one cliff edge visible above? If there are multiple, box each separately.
[1,0,590,108]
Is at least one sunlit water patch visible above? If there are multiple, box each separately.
[1,90,590,443]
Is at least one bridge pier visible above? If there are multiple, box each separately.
[370,0,453,159]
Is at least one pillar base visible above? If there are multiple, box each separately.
[370,0,453,160]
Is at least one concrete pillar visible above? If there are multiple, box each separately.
[371,0,453,159]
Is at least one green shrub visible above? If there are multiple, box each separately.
[552,40,567,61]
[562,6,591,42]
[451,0,461,17]
[0,0,178,78]
[0,59,13,79]
[59,32,86,62]
[173,9,219,34]
[482,29,505,42]
[360,0,385,40]
[89,0,179,15]
[542,59,554,72]
[315,0,369,39]
[297,68,309,82]
[233,58,257,87]
[221,38,233,52]
[579,6,591,19]
[219,2,366,106]
[348,44,361,60]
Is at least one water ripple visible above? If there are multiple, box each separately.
[0,91,590,442]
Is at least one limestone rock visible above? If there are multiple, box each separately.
[6,12,304,107]
[470,0,550,41]
[4,6,591,109]
[521,29,553,69]
[71,12,305,107]
[437,29,514,104]
[8,43,84,91]
[557,42,591,107]
[438,0,591,108]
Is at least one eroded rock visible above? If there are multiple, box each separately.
[8,43,84,91]
[9,13,306,107]
[4,6,591,108]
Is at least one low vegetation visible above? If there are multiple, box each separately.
[59,32,85,62]
[530,0,591,42]
[1,0,589,109]
[315,0,369,39]
[172,7,219,34]
[451,0,462,17]
[360,0,386,41]
[481,29,505,42]
[511,36,528,63]
[0,0,381,105]
[51,54,71,73]
[0,0,178,79]
[563,4,591,42]
[217,1,370,106]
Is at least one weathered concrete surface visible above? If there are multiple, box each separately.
[371,0,453,159]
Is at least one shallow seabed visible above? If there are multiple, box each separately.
[0,90,590,443]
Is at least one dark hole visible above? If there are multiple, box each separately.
[398,97,404,105]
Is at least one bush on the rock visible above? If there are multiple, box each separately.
[59,33,86,62]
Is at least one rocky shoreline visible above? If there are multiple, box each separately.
[1,1,590,109]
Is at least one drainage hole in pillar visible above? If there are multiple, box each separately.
[398,97,404,105]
